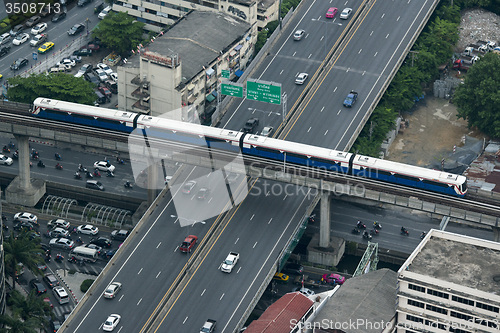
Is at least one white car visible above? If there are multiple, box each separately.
[103,282,122,299]
[109,72,118,82]
[0,154,13,165]
[261,126,273,137]
[31,22,48,35]
[13,33,29,45]
[49,238,74,249]
[295,72,308,85]
[293,29,305,41]
[14,212,38,225]
[221,252,239,273]
[49,227,70,238]
[57,58,76,68]
[94,161,115,172]
[97,63,113,76]
[294,287,315,296]
[102,314,121,331]
[47,219,70,230]
[340,8,352,19]
[98,6,112,20]
[95,68,108,82]
[77,224,99,235]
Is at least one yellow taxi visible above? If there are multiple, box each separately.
[38,42,54,54]
[273,272,289,283]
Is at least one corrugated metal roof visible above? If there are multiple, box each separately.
[245,292,314,333]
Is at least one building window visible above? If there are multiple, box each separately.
[449,328,471,333]
[475,301,499,313]
[408,284,425,293]
[406,314,424,323]
[425,320,447,331]
[427,288,449,299]
[451,296,474,306]
[426,304,448,315]
[408,299,424,309]
[450,311,472,321]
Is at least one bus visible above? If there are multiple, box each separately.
[71,246,99,263]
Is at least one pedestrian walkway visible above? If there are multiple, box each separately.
[55,269,96,304]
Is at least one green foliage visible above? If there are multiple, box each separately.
[0,289,52,332]
[454,53,500,137]
[6,73,96,105]
[81,279,95,292]
[3,234,44,287]
[281,0,300,17]
[92,11,145,56]
[254,30,268,55]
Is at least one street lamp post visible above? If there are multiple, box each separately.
[248,107,283,123]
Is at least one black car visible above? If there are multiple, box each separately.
[30,279,47,295]
[0,46,11,57]
[243,118,259,133]
[85,72,100,85]
[94,2,104,13]
[283,263,304,275]
[68,24,85,36]
[13,221,34,232]
[50,320,62,332]
[10,58,28,71]
[73,48,93,57]
[110,229,129,241]
[52,11,67,22]
[90,237,112,248]
[78,0,92,6]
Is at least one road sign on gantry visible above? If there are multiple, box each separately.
[246,79,281,105]
[221,83,244,98]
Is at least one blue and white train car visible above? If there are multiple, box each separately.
[353,154,467,197]
[242,134,353,174]
[33,98,138,133]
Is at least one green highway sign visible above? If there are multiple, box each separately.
[246,80,281,105]
[221,83,244,98]
[221,70,230,79]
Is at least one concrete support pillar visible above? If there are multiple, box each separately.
[5,134,46,206]
[319,190,331,248]
[16,135,32,190]
[493,226,500,243]
[147,164,158,205]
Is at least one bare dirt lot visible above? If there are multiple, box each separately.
[386,97,484,168]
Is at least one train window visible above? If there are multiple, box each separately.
[373,169,392,176]
[254,146,280,154]
[460,182,467,192]
[422,179,449,188]
[310,157,335,165]
[286,152,305,159]
[395,174,420,182]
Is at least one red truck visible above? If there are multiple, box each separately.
[452,55,479,71]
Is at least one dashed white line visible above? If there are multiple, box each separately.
[324,130,329,136]
[307,127,312,132]
[337,110,341,115]
[370,31,374,36]
[374,51,378,57]
[397,16,400,21]
[320,106,325,112]
[362,71,366,76]
[156,271,161,278]
[253,241,258,248]
[358,49,362,54]
[137,298,142,305]
[381,13,385,19]
[138,268,143,275]
[250,214,254,221]
[183,317,188,324]
[308,54,312,58]
[220,293,225,300]
[268,218,273,224]
[201,289,206,296]
[334,87,337,92]
[118,295,124,302]
[235,238,239,244]
[386,34,389,38]
[156,242,161,248]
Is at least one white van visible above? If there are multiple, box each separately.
[98,6,112,19]
[53,286,69,304]
[71,246,98,262]
[0,33,11,45]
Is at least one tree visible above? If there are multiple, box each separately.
[454,53,500,137]
[0,312,40,333]
[6,73,96,105]
[3,234,44,288]
[8,290,52,325]
[92,11,145,56]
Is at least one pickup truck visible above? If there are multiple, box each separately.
[221,252,239,273]
[200,319,216,333]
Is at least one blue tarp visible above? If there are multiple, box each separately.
[235,70,244,77]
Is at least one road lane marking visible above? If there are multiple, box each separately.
[156,271,161,278]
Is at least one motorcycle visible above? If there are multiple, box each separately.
[351,228,360,235]
[308,214,316,223]
[74,172,82,179]
[93,169,101,178]
[31,153,39,160]
[78,164,88,173]
[37,160,45,168]
[124,181,133,189]
[55,254,64,262]
[12,150,19,159]
[75,237,83,245]
[401,228,409,236]
[373,221,382,229]
[370,229,379,236]
[8,141,15,149]
[356,221,366,229]
[86,171,94,179]
[2,146,10,153]
[55,153,62,160]
[55,163,63,170]
[106,170,115,177]
[420,232,426,240]
[363,230,372,240]
[116,157,125,164]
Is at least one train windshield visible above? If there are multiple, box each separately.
[460,181,467,193]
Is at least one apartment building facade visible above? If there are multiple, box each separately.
[396,230,500,333]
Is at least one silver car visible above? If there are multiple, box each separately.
[295,72,308,85]
[340,8,352,19]
[293,29,305,41]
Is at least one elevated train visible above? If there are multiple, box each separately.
[32,98,467,197]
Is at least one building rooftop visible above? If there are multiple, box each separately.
[246,292,314,333]
[145,10,251,84]
[405,230,500,294]
[312,268,397,333]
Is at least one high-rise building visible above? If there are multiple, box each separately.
[396,229,500,333]
[0,192,7,318]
